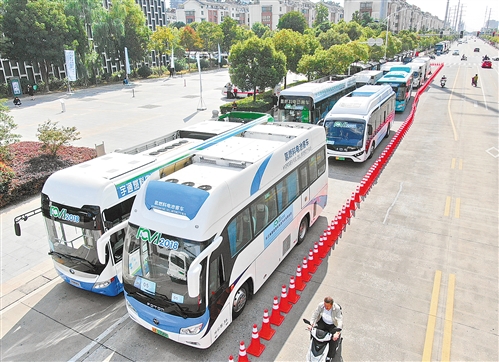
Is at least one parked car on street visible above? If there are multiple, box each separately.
[474,48,480,52]
[452,49,460,55]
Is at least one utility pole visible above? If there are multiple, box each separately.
[444,0,450,29]
[453,1,460,31]
[483,7,488,30]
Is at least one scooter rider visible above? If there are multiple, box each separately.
[310,296,343,359]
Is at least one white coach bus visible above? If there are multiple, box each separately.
[117,122,327,348]
[322,84,395,162]
[33,114,271,296]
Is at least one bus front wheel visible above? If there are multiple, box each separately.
[367,143,375,159]
[232,283,248,319]
[297,216,309,244]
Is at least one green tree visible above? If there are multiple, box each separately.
[2,0,70,91]
[252,22,270,38]
[277,11,308,34]
[150,26,175,67]
[317,29,350,49]
[313,4,329,27]
[37,120,80,157]
[0,100,20,162]
[229,37,286,101]
[179,25,202,51]
[93,0,150,67]
[221,17,250,51]
[196,22,223,51]
[334,20,363,41]
[272,29,308,87]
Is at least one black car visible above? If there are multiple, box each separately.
[474,48,480,52]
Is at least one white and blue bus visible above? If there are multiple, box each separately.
[376,71,413,112]
[117,122,328,348]
[322,85,395,162]
[35,113,272,296]
[277,76,357,124]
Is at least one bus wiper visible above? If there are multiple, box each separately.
[153,292,188,319]
[48,250,96,270]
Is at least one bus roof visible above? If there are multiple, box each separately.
[133,122,326,240]
[325,84,394,117]
[41,117,270,208]
[377,71,412,82]
[279,77,356,103]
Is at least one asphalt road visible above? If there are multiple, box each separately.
[1,38,498,361]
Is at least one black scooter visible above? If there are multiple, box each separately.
[440,78,447,87]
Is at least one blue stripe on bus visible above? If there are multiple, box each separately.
[250,154,272,195]
[57,270,123,296]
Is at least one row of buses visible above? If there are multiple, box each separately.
[15,57,429,347]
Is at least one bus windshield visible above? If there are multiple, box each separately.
[277,96,312,123]
[324,119,365,148]
[123,224,209,317]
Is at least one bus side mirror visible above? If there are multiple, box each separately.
[96,220,129,264]
[317,119,324,126]
[14,222,21,236]
[188,264,202,298]
[368,124,373,135]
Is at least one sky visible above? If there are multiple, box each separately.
[335,0,496,31]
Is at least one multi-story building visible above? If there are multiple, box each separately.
[343,0,444,32]
[177,0,344,30]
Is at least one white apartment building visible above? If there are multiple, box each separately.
[343,0,444,32]
[176,0,343,30]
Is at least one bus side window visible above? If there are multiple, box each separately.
[110,229,126,264]
[209,255,225,295]
[308,154,318,184]
[299,164,309,192]
[316,148,326,176]
[227,209,253,257]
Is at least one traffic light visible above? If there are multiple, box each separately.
[459,30,464,38]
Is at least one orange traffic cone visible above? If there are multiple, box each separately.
[295,265,306,291]
[238,341,250,362]
[312,243,322,267]
[279,284,292,313]
[260,309,275,340]
[302,257,312,282]
[288,276,300,303]
[269,296,284,326]
[247,324,265,357]
[318,236,328,259]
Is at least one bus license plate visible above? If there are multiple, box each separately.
[335,157,345,161]
[69,279,81,288]
[152,327,169,339]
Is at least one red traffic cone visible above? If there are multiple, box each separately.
[238,341,250,362]
[229,356,234,362]
[308,249,318,274]
[279,284,293,313]
[269,296,284,326]
[302,257,312,282]
[247,324,265,357]
[312,243,322,266]
[318,236,328,259]
[259,309,275,340]
[288,276,300,304]
[295,265,306,291]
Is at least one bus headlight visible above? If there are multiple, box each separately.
[180,323,203,335]
[126,299,137,314]
[94,277,114,289]
[353,150,365,157]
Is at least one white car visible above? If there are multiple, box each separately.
[452,49,460,56]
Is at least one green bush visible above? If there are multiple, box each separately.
[137,65,153,78]
[152,66,168,76]
[48,76,66,90]
[0,162,15,194]
[111,71,126,82]
[37,120,81,156]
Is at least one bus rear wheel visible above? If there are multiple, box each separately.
[232,283,248,319]
[297,216,309,244]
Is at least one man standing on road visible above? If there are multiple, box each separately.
[472,74,478,87]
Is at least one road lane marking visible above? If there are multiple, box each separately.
[68,313,129,362]
[422,270,442,362]
[447,67,460,141]
[441,274,456,362]
[459,159,463,170]
[454,198,461,218]
[451,158,456,169]
[444,196,451,216]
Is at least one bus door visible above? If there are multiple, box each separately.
[298,163,310,209]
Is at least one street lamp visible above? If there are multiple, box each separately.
[384,9,405,59]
